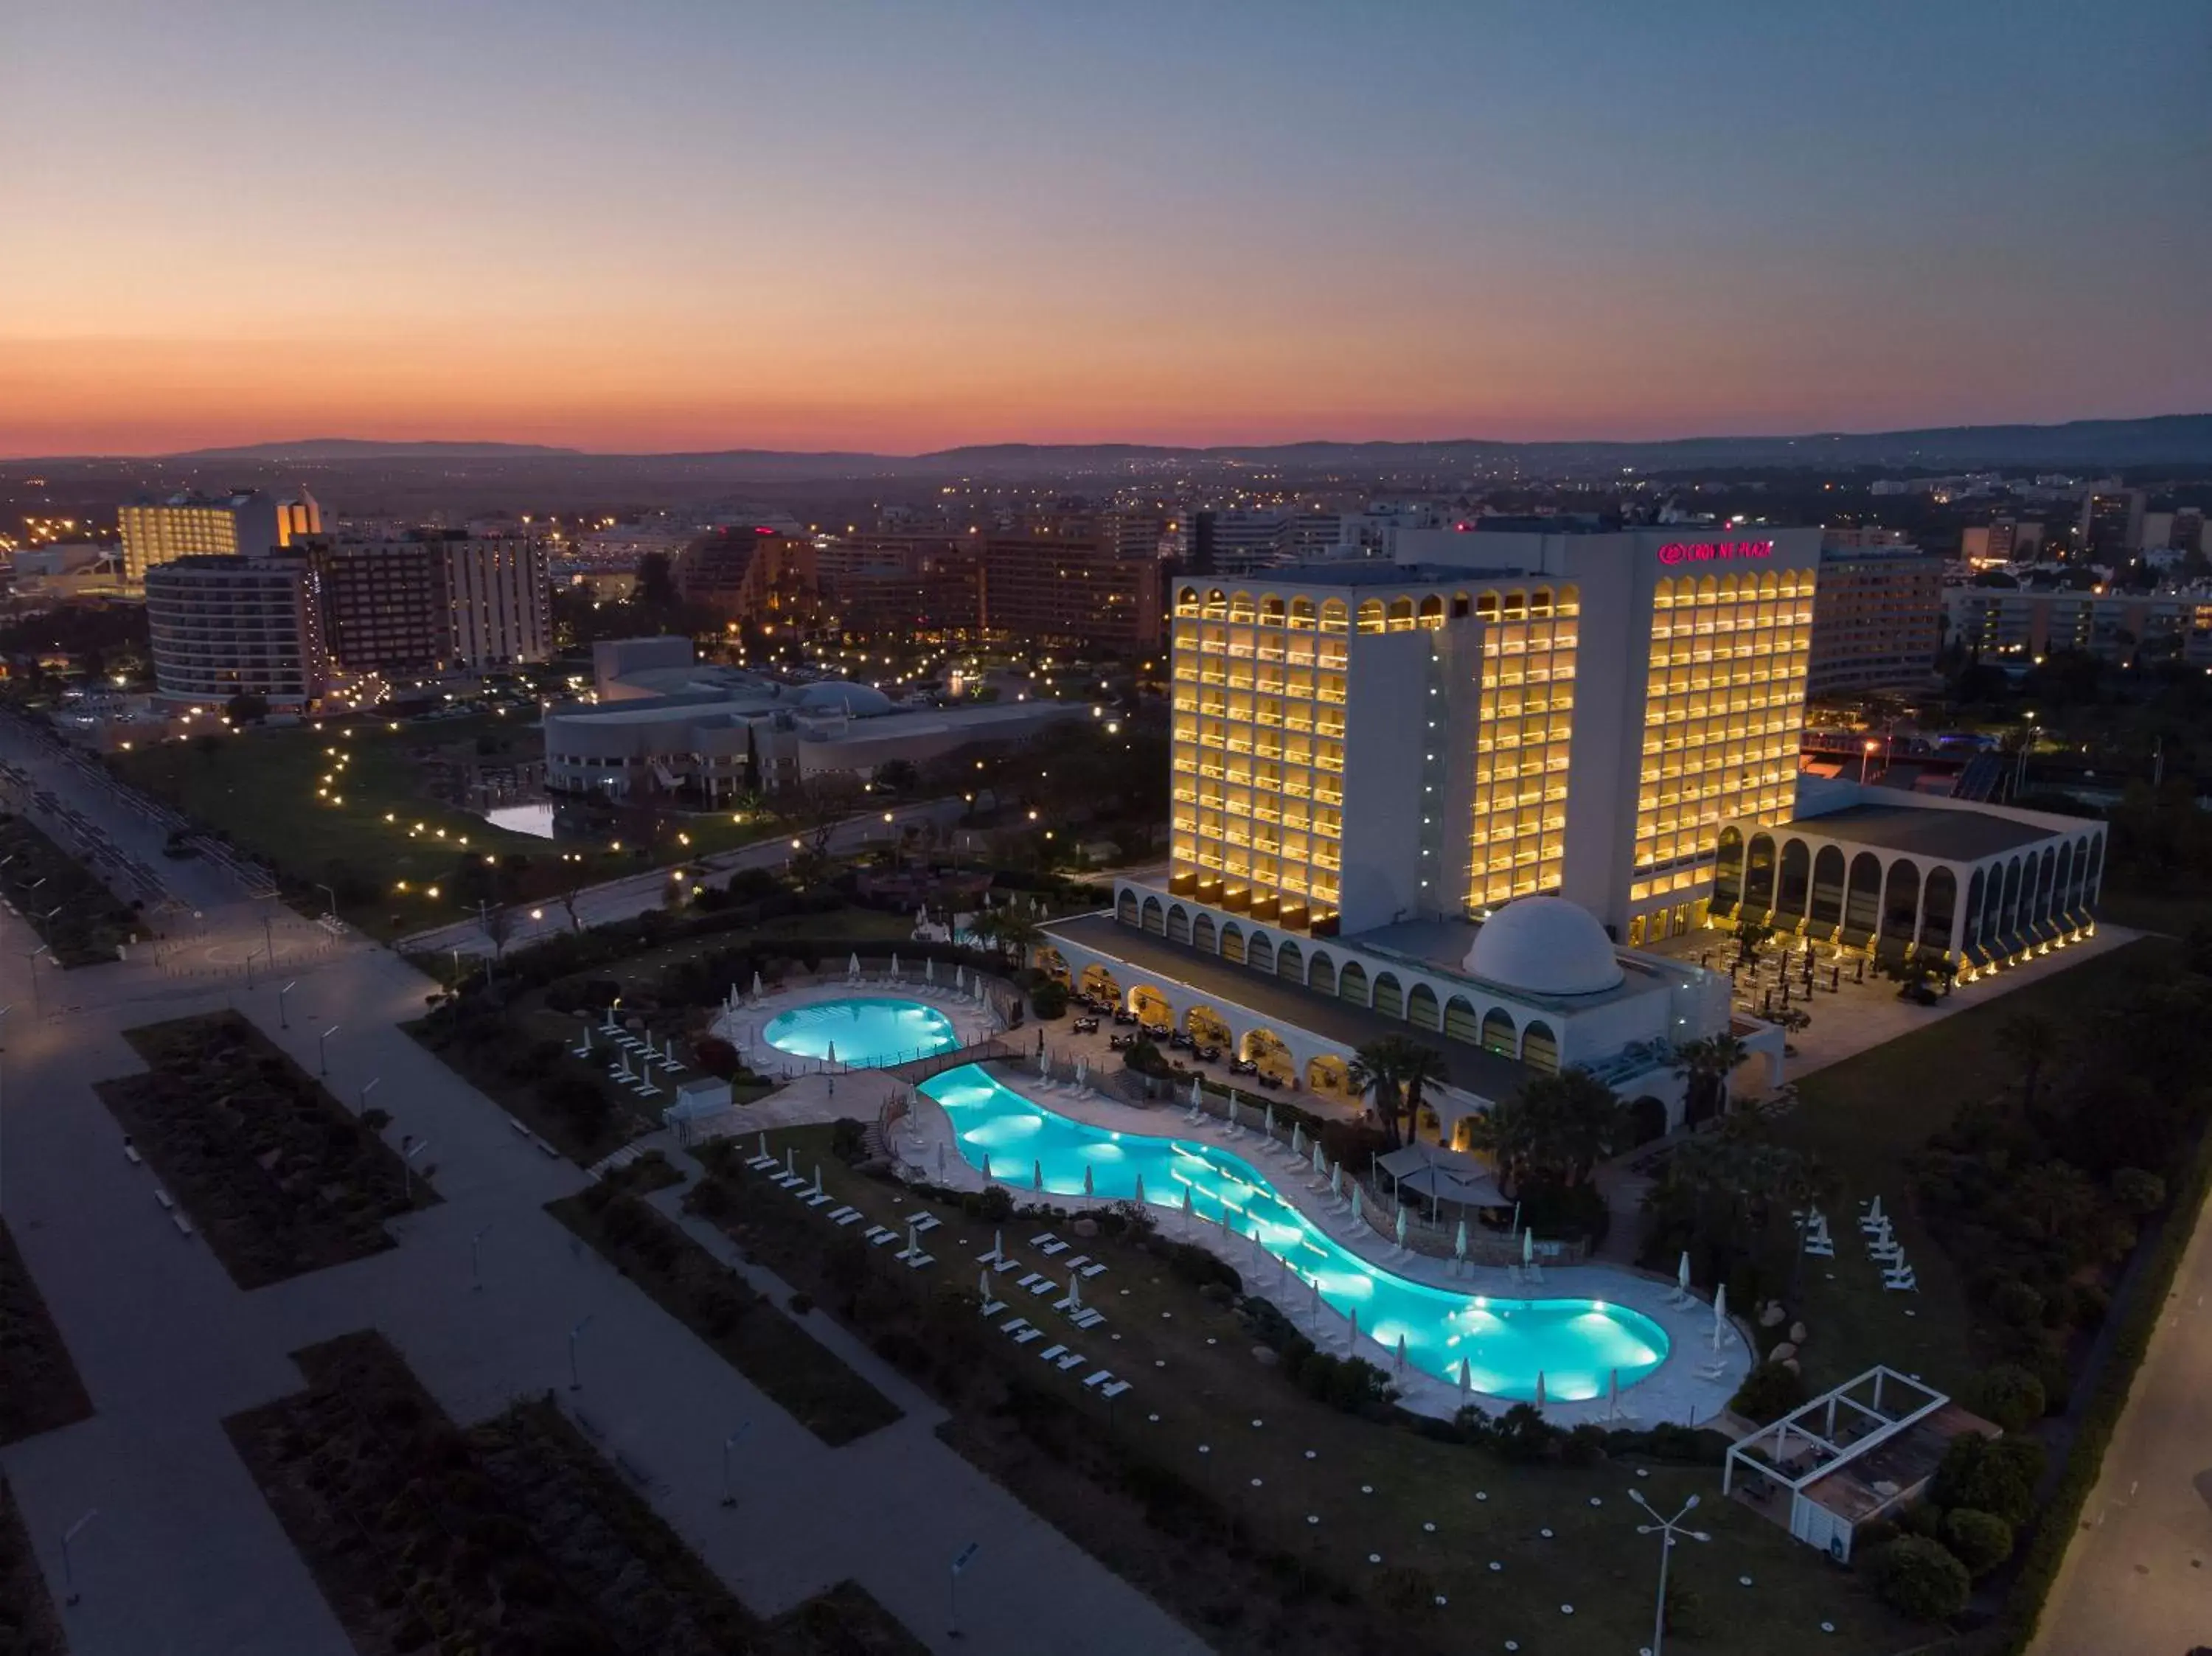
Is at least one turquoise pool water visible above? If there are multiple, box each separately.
[763,998,959,1068]
[920,1064,1669,1402]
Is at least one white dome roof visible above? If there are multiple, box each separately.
[1462,896,1624,997]
[793,681,891,717]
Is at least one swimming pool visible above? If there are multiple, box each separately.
[920,1064,1669,1402]
[762,998,960,1068]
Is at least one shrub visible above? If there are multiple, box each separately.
[2110,1166,2166,1214]
[1864,1535,1970,1622]
[1990,1278,2046,1328]
[1729,1360,1806,1424]
[1932,1433,2043,1528]
[1941,1507,2015,1577]
[1029,979,1069,1019]
[693,1035,740,1079]
[1966,1363,2048,1433]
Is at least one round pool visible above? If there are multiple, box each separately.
[762,997,960,1068]
[921,1063,1670,1402]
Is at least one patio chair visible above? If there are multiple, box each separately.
[1882,1271,1918,1293]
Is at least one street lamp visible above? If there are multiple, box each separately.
[471,1222,494,1290]
[720,1421,752,1507]
[318,1024,339,1076]
[278,979,297,1029]
[1629,1487,1710,1656]
[404,1138,431,1204]
[60,1508,98,1607]
[358,1076,380,1116]
[21,947,48,1019]
[316,883,337,920]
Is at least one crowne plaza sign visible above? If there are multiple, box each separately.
[1656,540,1774,566]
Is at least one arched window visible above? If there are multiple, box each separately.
[1166,904,1192,944]
[1479,1008,1517,1057]
[1228,591,1256,624]
[1385,597,1414,632]
[1880,858,1920,955]
[1521,1020,1559,1074]
[1116,888,1138,925]
[1259,595,1286,627]
[1502,589,1527,619]
[1175,585,1200,614]
[1203,588,1228,618]
[1557,582,1580,615]
[1319,599,1349,633]
[1417,595,1444,628]
[1355,599,1385,634]
[1843,851,1882,942]
[1810,845,1846,928]
[1192,913,1215,953]
[1964,868,1987,950]
[1475,592,1500,621]
[1371,971,1404,1019]
[2055,842,2075,909]
[1338,960,1370,1006]
[1407,983,1441,1031]
[1276,939,1303,981]
[1307,950,1335,996]
[1530,587,1554,616]
[2035,847,2057,922]
[1245,931,1272,974]
[1141,896,1164,935]
[1220,922,1246,964]
[1288,596,1316,630]
[1714,827,1745,910]
[1920,866,1957,954]
[1444,996,1480,1043]
[1745,832,1778,914]
[1776,838,1811,919]
[2000,857,2022,932]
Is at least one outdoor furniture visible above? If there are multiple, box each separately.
[1079,1262,1107,1278]
[992,1256,1020,1274]
[1056,1351,1087,1371]
[1015,1273,1043,1290]
[153,1188,174,1211]
[903,1251,934,1270]
[1063,1255,1091,1271]
[999,1319,1032,1338]
[1099,1380,1132,1399]
[827,1206,857,1222]
[869,1229,900,1248]
[981,1297,1006,1318]
[803,1189,834,1208]
[173,1212,194,1236]
[1039,1239,1069,1256]
[1028,1278,1054,1295]
[835,1211,864,1227]
[1072,1309,1105,1329]
[1029,1231,1058,1247]
[1012,1326,1043,1346]
[1083,1370,1113,1388]
[1882,1272,1919,1293]
[1038,1343,1067,1362]
[123,1144,142,1166]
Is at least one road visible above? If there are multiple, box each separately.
[0,748,1203,1656]
[2030,1180,2212,1655]
[398,796,972,956]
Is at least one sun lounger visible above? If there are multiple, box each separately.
[902,1213,940,1234]
[1803,1242,1834,1257]
[835,1210,865,1227]
[903,1252,934,1270]
[1099,1380,1131,1399]
[1055,1351,1086,1371]
[1029,1278,1054,1295]
[747,1154,776,1170]
[827,1206,857,1221]
[1012,1326,1043,1346]
[980,1299,1006,1318]
[1038,1239,1069,1256]
[173,1212,194,1236]
[866,1225,894,1242]
[992,1257,1020,1273]
[1016,1272,1043,1289]
[1038,1343,1067,1362]
[803,1189,834,1206]
[999,1319,1032,1337]
[1030,1231,1058,1247]
[870,1230,900,1248]
[1072,1309,1105,1329]
[1883,1273,1918,1293]
[1063,1255,1091,1271]
[1083,1370,1113,1388]
[509,1116,532,1136]
[123,1144,142,1165]
[153,1188,174,1211]
[1053,1293,1081,1313]
[1079,1262,1107,1278]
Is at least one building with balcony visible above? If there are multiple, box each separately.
[145,554,328,709]
[1942,585,2212,667]
[1806,539,1944,695]
[119,490,297,588]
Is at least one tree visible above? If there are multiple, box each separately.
[1346,1035,1447,1149]
[1733,919,1773,967]
[1966,1363,2046,1433]
[1672,1034,1749,1122]
[874,759,918,796]
[479,903,515,980]
[1466,1067,1625,1194]
[1999,1012,2060,1113]
[790,772,865,860]
[1863,1535,1969,1622]
[224,692,269,724]
[1941,1509,2014,1578]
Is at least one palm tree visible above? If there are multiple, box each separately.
[1346,1040,1408,1149]
[995,914,1043,970]
[1517,1068,1629,1188]
[1397,1040,1450,1147]
[1672,1033,1750,1123]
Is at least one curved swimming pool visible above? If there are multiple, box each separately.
[762,998,959,1068]
[921,1064,1669,1402]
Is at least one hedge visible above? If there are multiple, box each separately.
[1996,1121,2212,1652]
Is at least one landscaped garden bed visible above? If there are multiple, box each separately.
[546,1159,902,1445]
[97,1013,437,1290]
[0,812,141,967]
[0,1218,93,1446]
[685,1126,1913,1656]
[0,1474,66,1656]
[226,1330,921,1656]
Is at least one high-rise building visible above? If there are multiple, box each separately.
[1183,509,1290,577]
[312,539,451,675]
[813,533,984,635]
[981,514,1166,651]
[118,490,289,588]
[1806,540,1944,695]
[675,528,823,630]
[2079,489,2146,560]
[1164,523,1820,939]
[442,535,552,667]
[145,554,328,709]
[1944,586,2212,668]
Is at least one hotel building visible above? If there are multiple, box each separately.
[1038,521,2100,1144]
[145,555,329,709]
[118,490,317,588]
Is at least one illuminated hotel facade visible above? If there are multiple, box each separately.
[1165,524,1821,945]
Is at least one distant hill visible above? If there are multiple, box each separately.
[174,439,582,461]
[125,412,2212,476]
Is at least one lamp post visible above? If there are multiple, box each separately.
[318,1024,339,1076]
[947,1540,980,1639]
[316,883,337,920]
[470,1222,493,1290]
[568,1315,594,1390]
[1629,1488,1710,1656]
[404,1138,431,1204]
[720,1420,751,1507]
[60,1508,98,1607]
[278,979,297,1029]
[21,947,47,1020]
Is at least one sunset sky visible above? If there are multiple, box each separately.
[4,0,2206,456]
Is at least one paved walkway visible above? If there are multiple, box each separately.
[0,915,1204,1652]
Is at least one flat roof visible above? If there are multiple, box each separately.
[1044,912,1537,1102]
[1786,803,2068,861]
[1251,560,1533,588]
[1350,915,1676,1012]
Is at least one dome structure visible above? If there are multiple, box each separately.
[1462,895,1624,997]
[792,680,892,717]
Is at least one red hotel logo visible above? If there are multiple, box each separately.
[1657,539,1774,566]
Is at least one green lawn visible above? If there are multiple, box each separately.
[703,1123,1916,1656]
[1770,936,2177,1394]
[0,813,140,965]
[111,713,789,936]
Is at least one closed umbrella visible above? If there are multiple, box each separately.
[785,1147,796,1179]
[1712,1283,1729,1352]
[891,951,900,980]
[1458,1356,1472,1401]
[1454,1217,1469,1262]
[978,1267,991,1301]
[1033,1159,1045,1192]
[1522,1228,1534,1268]
[751,970,763,998]
[981,1152,993,1183]
[1075,1057,1088,1088]
[848,951,860,978]
[935,1143,945,1180]
[1037,1048,1049,1080]
[905,1220,919,1256]
[757,1130,770,1160]
[1312,1141,1327,1177]
[1607,1367,1621,1419]
[1330,1163,1343,1200]
[1068,1274,1082,1309]
[1182,1183,1194,1225]
[956,965,967,991]
[1264,1103,1276,1141]
[1083,1163,1094,1197]
[812,1164,824,1200]
[1677,1250,1691,1299]
[925,956,936,984]
[1394,1208,1408,1248]
[1396,1333,1408,1374]
[1134,1173,1147,1206]
[1351,1185,1364,1225]
[1349,1306,1360,1353]
[1190,1076,1203,1110]
[1291,1122,1305,1159]
[1535,1371,1547,1408]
